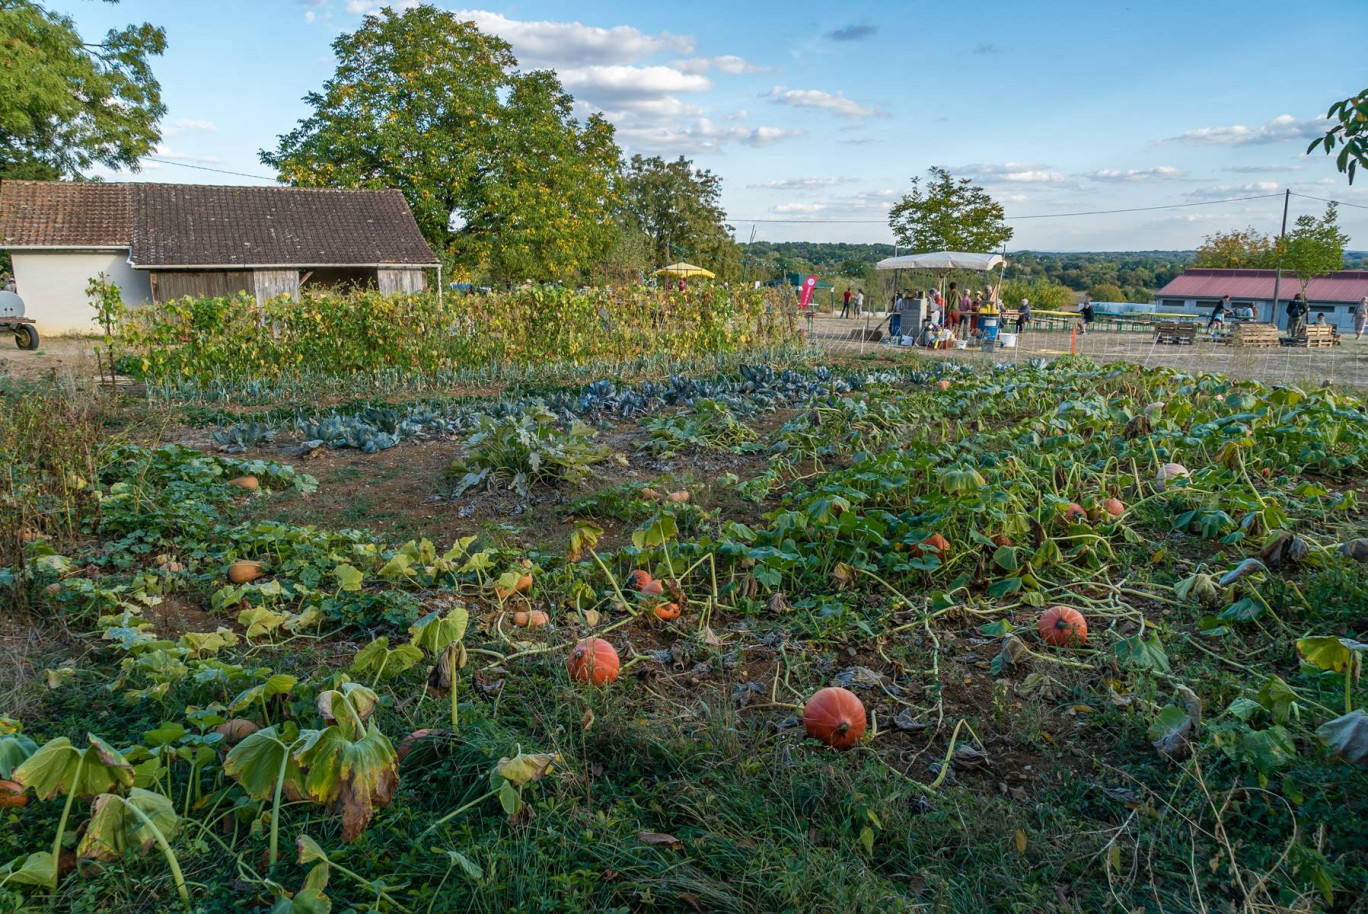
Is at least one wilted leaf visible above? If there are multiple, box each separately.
[13,734,135,800]
[224,725,307,802]
[0,851,56,887]
[637,831,683,849]
[230,674,298,714]
[492,751,560,787]
[0,733,37,779]
[1296,636,1366,674]
[294,723,399,842]
[444,849,483,881]
[1316,710,1368,766]
[296,834,329,865]
[409,606,469,654]
[1219,558,1266,587]
[1013,828,1028,854]
[77,788,179,863]
[350,639,424,681]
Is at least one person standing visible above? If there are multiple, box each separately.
[854,288,865,317]
[1206,295,1229,332]
[1017,299,1031,333]
[946,292,961,333]
[841,288,852,318]
[1288,295,1309,337]
[1354,296,1367,340]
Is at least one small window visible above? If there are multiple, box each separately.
[1309,304,1335,314]
[1160,299,1186,308]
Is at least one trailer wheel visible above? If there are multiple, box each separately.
[14,324,39,350]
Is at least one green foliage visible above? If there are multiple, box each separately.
[1280,203,1350,294]
[0,0,166,179]
[617,154,741,277]
[888,166,1013,253]
[1307,88,1368,184]
[643,399,759,455]
[1195,226,1276,269]
[262,5,618,282]
[445,407,608,497]
[999,276,1074,311]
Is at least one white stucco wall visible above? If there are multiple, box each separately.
[9,249,152,334]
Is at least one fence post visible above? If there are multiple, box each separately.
[860,315,869,354]
[1071,326,1076,355]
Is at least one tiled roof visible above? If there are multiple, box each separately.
[1156,268,1368,304]
[131,184,437,267]
[0,180,133,248]
[0,181,437,267]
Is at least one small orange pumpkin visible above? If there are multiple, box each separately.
[640,579,665,597]
[228,560,266,585]
[666,490,690,504]
[936,379,952,391]
[567,638,620,686]
[228,475,259,491]
[802,687,867,751]
[1061,502,1087,523]
[212,719,260,744]
[1101,498,1125,517]
[514,573,534,594]
[512,610,531,627]
[913,533,951,560]
[526,610,549,628]
[627,569,654,590]
[654,602,681,621]
[1039,606,1088,647]
[0,779,26,808]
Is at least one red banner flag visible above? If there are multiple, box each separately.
[799,275,819,309]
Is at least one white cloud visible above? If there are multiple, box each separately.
[151,146,222,166]
[956,162,1068,183]
[727,109,748,121]
[1163,114,1330,146]
[1184,181,1280,199]
[616,119,802,155]
[750,176,857,190]
[1077,166,1184,182]
[165,118,217,135]
[674,55,770,75]
[559,65,709,100]
[766,86,877,120]
[772,202,830,213]
[1222,163,1302,173]
[450,9,693,68]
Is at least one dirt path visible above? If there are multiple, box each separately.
[0,335,101,383]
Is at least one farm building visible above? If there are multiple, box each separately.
[0,181,438,334]
[1155,268,1368,331]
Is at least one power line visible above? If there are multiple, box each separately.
[1288,191,1368,211]
[143,157,279,182]
[729,192,1286,225]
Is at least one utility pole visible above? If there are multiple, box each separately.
[1270,189,1290,326]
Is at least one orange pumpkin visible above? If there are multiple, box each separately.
[666,490,690,504]
[0,779,26,808]
[1101,498,1125,517]
[1039,606,1088,647]
[654,602,681,621]
[802,687,867,751]
[990,534,1013,548]
[228,560,266,585]
[640,579,665,597]
[1061,502,1087,523]
[211,719,260,744]
[228,475,259,491]
[567,638,620,686]
[527,610,549,628]
[913,533,951,560]
[514,573,534,594]
[512,610,531,627]
[627,569,654,590]
[936,379,951,391]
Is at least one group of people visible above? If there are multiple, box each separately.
[880,283,1032,348]
[839,287,865,318]
[1203,293,1368,340]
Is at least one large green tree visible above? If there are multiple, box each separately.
[263,6,620,282]
[1279,203,1350,295]
[616,155,740,279]
[1194,227,1275,269]
[888,167,1013,253]
[0,0,166,180]
[1308,89,1368,184]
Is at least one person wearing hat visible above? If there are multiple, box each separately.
[1016,298,1031,333]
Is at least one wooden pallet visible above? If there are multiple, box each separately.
[1282,325,1341,348]
[1154,321,1198,345]
[1231,323,1281,348]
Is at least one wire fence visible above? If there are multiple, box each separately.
[805,308,1368,393]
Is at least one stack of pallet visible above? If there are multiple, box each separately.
[1154,321,1198,344]
[1230,323,1280,348]
[1285,325,1341,348]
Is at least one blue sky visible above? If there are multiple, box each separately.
[53,0,1368,251]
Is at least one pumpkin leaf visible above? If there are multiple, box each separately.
[294,723,399,842]
[1296,636,1367,674]
[224,725,307,802]
[0,734,38,779]
[568,522,603,562]
[1316,710,1368,766]
[76,788,179,863]
[443,850,483,882]
[1115,633,1170,672]
[0,851,56,888]
[409,606,469,654]
[229,674,298,714]
[333,564,364,593]
[492,750,560,788]
[12,734,135,800]
[296,835,329,865]
[350,638,424,681]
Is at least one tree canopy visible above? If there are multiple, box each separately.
[0,0,166,181]
[1195,227,1276,269]
[616,155,741,280]
[1282,203,1350,293]
[887,167,1013,254]
[263,6,620,283]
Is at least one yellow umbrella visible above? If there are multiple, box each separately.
[654,262,715,279]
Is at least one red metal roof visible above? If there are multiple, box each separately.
[1156,268,1368,304]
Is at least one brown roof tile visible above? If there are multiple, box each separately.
[0,180,133,248]
[0,181,437,267]
[131,184,437,267]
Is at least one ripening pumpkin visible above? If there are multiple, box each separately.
[0,779,26,808]
[1039,605,1088,647]
[527,610,549,628]
[667,490,690,504]
[936,379,951,391]
[640,579,665,597]
[228,475,259,491]
[913,533,951,560]
[990,534,1013,548]
[1101,498,1125,517]
[512,610,531,627]
[228,560,266,585]
[802,687,867,751]
[1061,502,1087,522]
[514,573,534,594]
[567,638,620,686]
[1156,463,1189,489]
[396,728,433,763]
[654,602,681,621]
[211,718,260,744]
[627,569,654,591]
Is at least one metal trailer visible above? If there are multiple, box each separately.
[0,290,40,349]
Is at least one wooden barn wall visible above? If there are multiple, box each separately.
[377,268,426,295]
[252,269,300,304]
[150,270,251,305]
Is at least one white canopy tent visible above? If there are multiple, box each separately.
[875,251,1004,272]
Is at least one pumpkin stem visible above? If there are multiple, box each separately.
[835,722,850,734]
